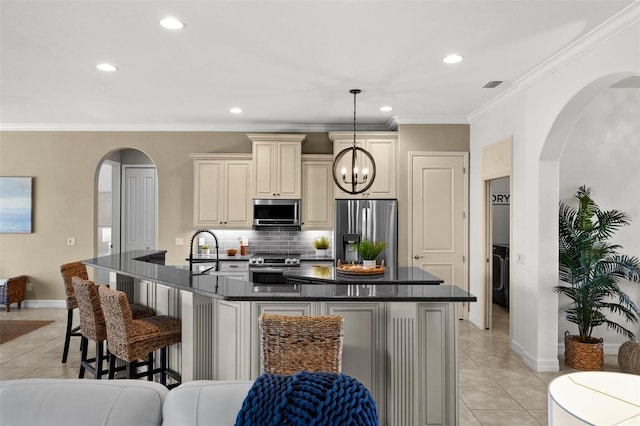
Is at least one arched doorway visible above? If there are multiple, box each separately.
[95,148,158,283]
[538,72,637,363]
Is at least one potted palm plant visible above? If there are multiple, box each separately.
[555,186,640,370]
[356,239,388,268]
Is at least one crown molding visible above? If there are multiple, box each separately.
[1,119,471,132]
[0,122,396,133]
[388,115,469,127]
[467,2,640,122]
[514,1,640,91]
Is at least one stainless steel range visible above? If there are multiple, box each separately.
[248,252,300,284]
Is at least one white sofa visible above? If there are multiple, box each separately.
[0,378,253,426]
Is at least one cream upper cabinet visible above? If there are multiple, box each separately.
[191,153,253,229]
[301,155,334,230]
[329,131,397,199]
[248,133,305,199]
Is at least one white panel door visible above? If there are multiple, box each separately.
[410,153,468,319]
[123,166,156,251]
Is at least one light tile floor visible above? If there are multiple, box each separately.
[458,304,621,425]
[0,305,623,425]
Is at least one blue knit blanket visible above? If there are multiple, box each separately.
[235,371,379,425]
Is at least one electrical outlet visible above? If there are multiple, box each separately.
[26,281,32,291]
[67,237,76,246]
[175,238,184,246]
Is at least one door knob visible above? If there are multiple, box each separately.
[414,255,424,259]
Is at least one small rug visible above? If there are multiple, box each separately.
[0,320,54,344]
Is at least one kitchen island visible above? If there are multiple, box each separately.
[84,250,476,426]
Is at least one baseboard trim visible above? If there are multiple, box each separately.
[468,312,483,329]
[22,300,66,309]
[512,340,560,372]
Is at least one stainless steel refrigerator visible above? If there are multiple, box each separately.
[334,199,398,268]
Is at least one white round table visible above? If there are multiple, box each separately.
[548,371,640,425]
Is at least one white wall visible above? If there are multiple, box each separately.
[469,6,640,372]
[558,87,640,348]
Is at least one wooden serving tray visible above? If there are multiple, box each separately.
[336,260,386,275]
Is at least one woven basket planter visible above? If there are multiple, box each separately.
[618,340,640,375]
[564,333,603,371]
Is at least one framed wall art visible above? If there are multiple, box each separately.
[0,177,33,233]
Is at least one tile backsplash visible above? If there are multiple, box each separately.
[194,229,333,256]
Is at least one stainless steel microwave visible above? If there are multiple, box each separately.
[252,199,301,229]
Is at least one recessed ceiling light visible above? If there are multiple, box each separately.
[96,63,118,72]
[160,17,185,30]
[379,106,393,112]
[443,54,463,64]
[230,107,243,114]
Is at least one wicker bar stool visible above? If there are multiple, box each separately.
[259,314,344,375]
[60,261,155,363]
[99,286,181,386]
[71,276,108,379]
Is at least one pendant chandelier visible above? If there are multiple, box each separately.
[332,89,376,195]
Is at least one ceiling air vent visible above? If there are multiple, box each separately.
[483,81,503,89]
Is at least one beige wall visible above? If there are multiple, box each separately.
[0,126,466,301]
[397,124,470,265]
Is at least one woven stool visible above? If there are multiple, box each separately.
[0,276,27,312]
[99,286,181,386]
[618,340,640,375]
[60,261,155,363]
[71,277,108,379]
[259,314,344,375]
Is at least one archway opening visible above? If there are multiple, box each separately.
[539,73,638,365]
[95,148,157,282]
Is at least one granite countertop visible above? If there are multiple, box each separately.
[299,255,335,262]
[189,254,335,263]
[283,265,443,285]
[83,250,476,303]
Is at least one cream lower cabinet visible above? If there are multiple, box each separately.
[218,261,249,281]
[301,154,334,230]
[329,131,397,199]
[322,302,387,423]
[191,154,252,228]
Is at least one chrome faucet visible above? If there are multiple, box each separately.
[188,229,220,274]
